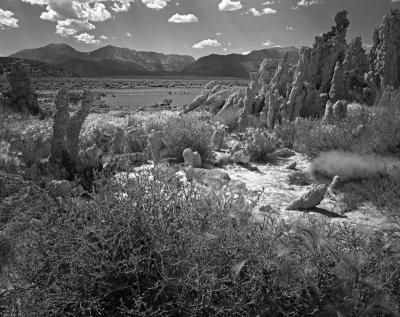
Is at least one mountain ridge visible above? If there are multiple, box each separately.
[10,43,299,78]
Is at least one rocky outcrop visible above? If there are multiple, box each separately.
[111,128,125,154]
[342,37,369,102]
[329,62,347,102]
[49,87,71,168]
[285,11,349,121]
[6,61,40,115]
[210,125,226,151]
[0,93,10,114]
[124,129,144,153]
[66,90,92,163]
[147,130,166,166]
[49,87,93,179]
[270,52,292,98]
[369,9,400,90]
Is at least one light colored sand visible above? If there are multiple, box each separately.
[213,153,397,231]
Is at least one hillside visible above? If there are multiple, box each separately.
[10,43,299,78]
[182,47,299,78]
[0,57,74,77]
[11,44,195,76]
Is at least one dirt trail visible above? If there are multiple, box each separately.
[214,153,396,231]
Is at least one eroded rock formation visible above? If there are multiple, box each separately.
[49,87,93,179]
[369,9,400,90]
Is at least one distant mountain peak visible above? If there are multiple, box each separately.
[9,43,299,78]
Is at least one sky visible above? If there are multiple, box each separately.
[0,0,399,59]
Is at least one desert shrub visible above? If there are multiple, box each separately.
[292,105,400,157]
[2,170,399,316]
[80,114,126,152]
[0,114,52,168]
[242,128,280,162]
[274,120,297,148]
[161,114,214,163]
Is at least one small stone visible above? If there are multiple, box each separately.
[49,180,72,198]
[286,184,328,210]
[286,162,297,170]
[273,148,295,158]
[183,148,202,168]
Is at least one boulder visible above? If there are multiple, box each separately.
[183,148,202,168]
[286,184,328,210]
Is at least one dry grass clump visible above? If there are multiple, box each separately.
[212,107,240,132]
[242,128,280,162]
[1,168,399,316]
[161,114,214,163]
[291,104,400,157]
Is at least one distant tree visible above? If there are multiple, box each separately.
[6,61,40,115]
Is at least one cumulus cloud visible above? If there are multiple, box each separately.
[193,39,221,49]
[168,13,198,23]
[0,9,19,29]
[292,0,321,9]
[99,34,109,40]
[56,19,95,37]
[249,8,262,16]
[74,32,100,44]
[111,0,135,12]
[126,32,132,37]
[141,0,170,10]
[242,51,251,55]
[262,40,274,47]
[218,0,242,11]
[19,0,138,43]
[21,0,48,5]
[286,26,294,30]
[248,7,277,16]
[263,7,277,14]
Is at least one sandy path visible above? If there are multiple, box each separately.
[213,153,396,231]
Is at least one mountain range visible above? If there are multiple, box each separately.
[9,43,299,78]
